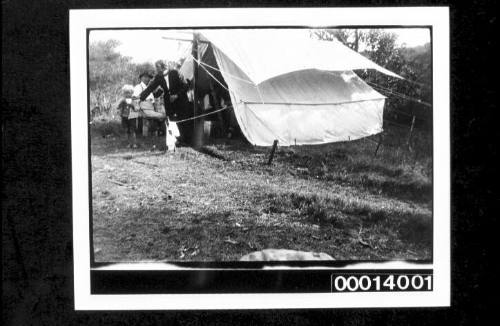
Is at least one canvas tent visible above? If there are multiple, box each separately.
[180,29,401,146]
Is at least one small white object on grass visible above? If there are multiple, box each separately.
[165,120,180,151]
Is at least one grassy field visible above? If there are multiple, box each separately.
[91,118,432,262]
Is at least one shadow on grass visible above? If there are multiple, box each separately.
[93,206,354,261]
[94,200,431,262]
[278,142,432,204]
[326,172,432,204]
[197,139,264,164]
[397,214,433,247]
[264,192,432,247]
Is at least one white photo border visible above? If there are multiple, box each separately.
[71,7,450,310]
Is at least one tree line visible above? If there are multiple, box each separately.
[312,29,432,130]
[89,40,155,120]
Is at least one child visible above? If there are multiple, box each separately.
[117,85,139,148]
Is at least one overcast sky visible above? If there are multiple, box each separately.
[89,28,430,64]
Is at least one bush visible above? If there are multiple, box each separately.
[88,39,155,121]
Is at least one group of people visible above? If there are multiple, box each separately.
[117,60,190,148]
[117,59,239,149]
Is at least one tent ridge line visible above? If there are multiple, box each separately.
[241,98,385,106]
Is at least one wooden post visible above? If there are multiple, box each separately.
[407,115,416,151]
[267,140,278,165]
[142,119,149,137]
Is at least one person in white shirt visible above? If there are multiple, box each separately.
[133,71,166,137]
[133,72,155,104]
[133,72,152,136]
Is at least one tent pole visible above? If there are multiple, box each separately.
[191,33,203,148]
[267,140,279,165]
[161,36,209,43]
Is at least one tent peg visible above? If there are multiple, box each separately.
[407,115,416,152]
[373,133,384,157]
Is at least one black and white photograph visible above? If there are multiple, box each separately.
[70,8,450,309]
[89,27,433,263]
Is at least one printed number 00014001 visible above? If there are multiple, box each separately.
[331,274,433,292]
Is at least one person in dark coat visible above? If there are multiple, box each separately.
[140,60,192,143]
